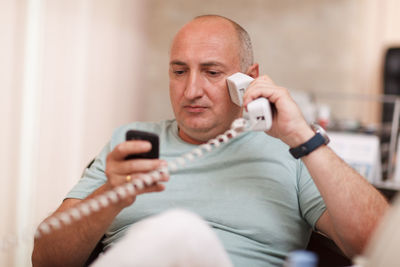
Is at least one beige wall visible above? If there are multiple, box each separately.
[1,0,399,266]
[141,0,400,125]
[0,1,22,266]
[0,0,147,265]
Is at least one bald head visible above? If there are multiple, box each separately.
[171,15,254,72]
[194,15,254,71]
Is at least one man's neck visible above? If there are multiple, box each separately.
[178,128,206,145]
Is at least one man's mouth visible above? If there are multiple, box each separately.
[184,105,208,113]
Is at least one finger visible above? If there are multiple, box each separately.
[129,172,169,184]
[136,183,166,194]
[243,84,276,108]
[257,74,274,83]
[109,141,152,161]
[111,159,168,175]
[148,173,169,182]
[244,84,289,108]
[130,173,168,193]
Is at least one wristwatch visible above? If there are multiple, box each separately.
[289,123,330,159]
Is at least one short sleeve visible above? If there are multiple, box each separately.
[297,161,326,230]
[65,141,112,199]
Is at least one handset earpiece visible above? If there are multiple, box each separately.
[227,72,254,106]
[226,72,272,131]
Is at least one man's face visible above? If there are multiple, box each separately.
[169,19,242,144]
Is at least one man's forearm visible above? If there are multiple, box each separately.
[302,145,389,255]
[32,184,128,267]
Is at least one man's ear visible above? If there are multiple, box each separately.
[246,63,259,78]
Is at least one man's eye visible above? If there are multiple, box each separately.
[207,71,221,76]
[173,70,185,75]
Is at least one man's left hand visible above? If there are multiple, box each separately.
[242,75,314,147]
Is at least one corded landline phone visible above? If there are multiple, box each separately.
[227,72,272,131]
[2,73,273,249]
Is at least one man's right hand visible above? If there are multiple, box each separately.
[105,140,169,207]
[32,140,169,267]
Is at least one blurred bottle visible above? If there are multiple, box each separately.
[284,250,318,267]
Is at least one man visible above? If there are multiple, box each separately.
[32,15,389,266]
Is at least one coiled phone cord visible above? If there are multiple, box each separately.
[34,118,251,238]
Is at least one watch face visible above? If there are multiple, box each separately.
[311,123,330,144]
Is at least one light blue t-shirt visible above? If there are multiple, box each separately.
[67,120,326,267]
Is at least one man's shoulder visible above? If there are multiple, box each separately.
[235,131,298,164]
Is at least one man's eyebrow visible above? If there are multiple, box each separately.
[170,60,187,66]
[200,62,226,68]
[169,61,227,68]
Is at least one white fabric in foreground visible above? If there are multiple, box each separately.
[355,195,400,267]
[91,209,233,267]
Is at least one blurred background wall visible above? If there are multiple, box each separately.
[0,0,399,266]
[142,0,400,125]
[0,0,147,266]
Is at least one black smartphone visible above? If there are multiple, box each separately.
[125,130,159,160]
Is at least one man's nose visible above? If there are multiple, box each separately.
[184,72,204,100]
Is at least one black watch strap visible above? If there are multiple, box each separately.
[289,133,326,159]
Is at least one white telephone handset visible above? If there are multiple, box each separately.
[227,73,272,131]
